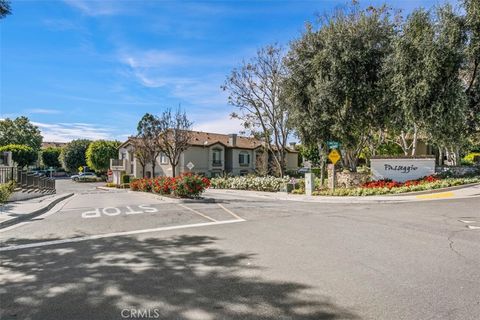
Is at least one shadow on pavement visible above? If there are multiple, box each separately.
[0,235,359,320]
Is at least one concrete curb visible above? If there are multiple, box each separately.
[390,182,480,196]
[0,193,74,230]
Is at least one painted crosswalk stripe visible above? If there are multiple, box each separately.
[177,204,217,222]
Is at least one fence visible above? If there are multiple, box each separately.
[0,167,56,192]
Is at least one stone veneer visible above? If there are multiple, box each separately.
[327,165,369,188]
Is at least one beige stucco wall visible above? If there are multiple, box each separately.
[119,141,299,178]
[285,152,299,170]
[229,148,255,175]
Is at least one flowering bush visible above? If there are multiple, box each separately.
[152,176,175,194]
[313,176,480,196]
[210,175,289,192]
[172,174,211,198]
[130,174,210,198]
[361,175,438,189]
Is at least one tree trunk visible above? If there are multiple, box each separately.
[317,142,326,186]
[410,124,418,157]
[172,164,176,177]
[152,161,156,178]
[437,147,444,166]
[142,165,145,178]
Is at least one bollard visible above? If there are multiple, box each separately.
[305,172,315,196]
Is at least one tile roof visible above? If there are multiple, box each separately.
[41,141,67,148]
[120,130,297,152]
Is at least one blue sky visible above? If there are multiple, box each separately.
[1,0,454,142]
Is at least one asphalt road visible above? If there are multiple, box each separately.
[0,180,479,320]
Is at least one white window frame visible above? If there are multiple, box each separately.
[239,151,250,166]
[212,148,222,165]
[160,152,168,164]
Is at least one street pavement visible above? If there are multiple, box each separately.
[0,180,479,320]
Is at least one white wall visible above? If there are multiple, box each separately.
[370,158,436,182]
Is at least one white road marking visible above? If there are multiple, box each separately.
[177,204,217,222]
[467,225,480,230]
[0,222,29,233]
[0,219,244,252]
[459,220,477,224]
[217,203,245,221]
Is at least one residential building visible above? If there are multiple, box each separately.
[110,131,298,182]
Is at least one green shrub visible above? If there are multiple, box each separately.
[0,181,15,203]
[463,152,480,165]
[0,144,37,168]
[210,175,289,192]
[121,174,130,184]
[77,176,103,182]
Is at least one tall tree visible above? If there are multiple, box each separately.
[222,44,291,177]
[0,117,43,151]
[41,147,62,168]
[0,0,11,19]
[389,5,469,164]
[462,0,480,135]
[137,113,161,177]
[86,140,121,173]
[131,137,151,178]
[156,108,192,177]
[60,139,91,173]
[285,4,396,171]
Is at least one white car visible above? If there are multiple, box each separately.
[70,172,97,181]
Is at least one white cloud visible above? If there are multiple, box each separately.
[193,115,244,134]
[63,0,123,16]
[119,50,186,69]
[26,108,61,115]
[32,121,120,142]
[42,19,81,31]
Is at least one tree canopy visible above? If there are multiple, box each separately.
[284,4,395,171]
[222,44,291,176]
[0,0,11,19]
[0,117,43,151]
[86,140,120,173]
[41,147,62,168]
[60,139,91,173]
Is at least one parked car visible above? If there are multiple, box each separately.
[31,170,48,177]
[297,167,310,174]
[70,172,97,182]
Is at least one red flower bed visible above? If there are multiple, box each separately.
[361,175,438,189]
[130,174,210,198]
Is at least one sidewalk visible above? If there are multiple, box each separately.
[205,183,480,203]
[0,193,74,229]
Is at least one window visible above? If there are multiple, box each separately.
[212,149,222,166]
[160,152,168,164]
[239,152,250,166]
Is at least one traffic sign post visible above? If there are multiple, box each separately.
[328,149,341,191]
[327,141,341,150]
[186,162,195,171]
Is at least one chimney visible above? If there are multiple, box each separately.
[228,134,237,147]
[289,142,296,150]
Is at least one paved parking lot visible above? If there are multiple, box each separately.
[1,180,479,320]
